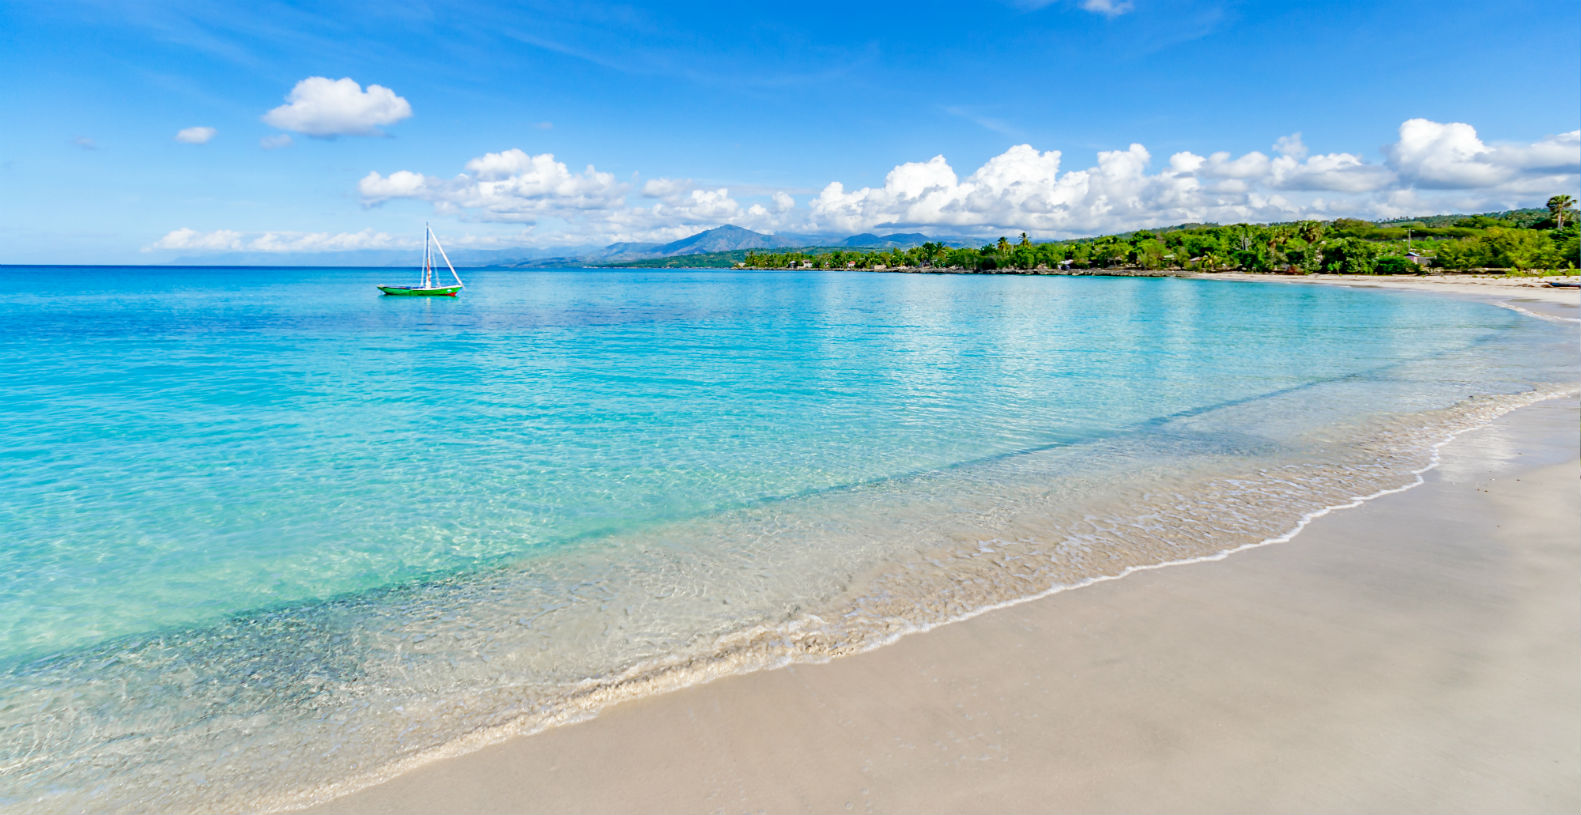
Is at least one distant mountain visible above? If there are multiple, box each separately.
[839,232,934,249]
[655,225,799,255]
[595,241,663,259]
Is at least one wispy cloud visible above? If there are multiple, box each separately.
[63,0,379,70]
[1010,0,1134,16]
[1079,0,1134,17]
[147,227,409,253]
[491,5,873,92]
[175,126,216,144]
[942,106,1026,141]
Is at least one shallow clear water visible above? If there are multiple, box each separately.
[0,267,1574,811]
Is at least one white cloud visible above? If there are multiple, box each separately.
[800,120,1576,237]
[148,228,406,253]
[1200,150,1271,179]
[358,170,430,202]
[1383,119,1580,191]
[300,118,1581,249]
[1502,130,1581,173]
[1386,119,1507,188]
[260,134,293,149]
[150,227,244,251]
[641,177,693,198]
[668,187,741,220]
[1080,0,1133,16]
[462,148,544,180]
[810,143,1161,234]
[175,126,216,144]
[1270,150,1394,192]
[72,136,96,150]
[262,77,412,137]
[1273,133,1308,160]
[360,149,627,225]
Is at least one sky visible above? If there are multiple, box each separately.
[1,0,1578,263]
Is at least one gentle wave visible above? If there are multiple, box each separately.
[269,383,1576,813]
[6,380,1574,814]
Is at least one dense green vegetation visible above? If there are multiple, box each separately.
[734,198,1579,275]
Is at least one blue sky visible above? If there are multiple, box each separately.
[2,0,1577,263]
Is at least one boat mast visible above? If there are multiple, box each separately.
[428,228,464,287]
[423,223,432,288]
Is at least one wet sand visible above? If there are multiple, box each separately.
[309,389,1580,812]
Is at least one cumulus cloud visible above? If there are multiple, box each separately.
[263,77,412,137]
[641,177,693,198]
[148,228,406,253]
[811,143,1166,234]
[360,148,625,223]
[615,179,776,237]
[175,126,216,144]
[802,120,1576,237]
[201,117,1574,251]
[1386,119,1507,188]
[1270,150,1394,192]
[1273,133,1308,160]
[358,169,430,202]
[1385,118,1581,190]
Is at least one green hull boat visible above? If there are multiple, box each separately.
[381,225,464,297]
[377,285,462,296]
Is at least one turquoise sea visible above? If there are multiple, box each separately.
[0,266,1575,811]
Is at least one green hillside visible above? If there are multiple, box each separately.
[733,199,1579,275]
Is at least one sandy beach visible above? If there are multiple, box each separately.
[1193,272,1581,307]
[309,282,1581,814]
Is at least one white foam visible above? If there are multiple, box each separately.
[1495,299,1581,324]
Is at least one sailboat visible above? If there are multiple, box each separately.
[379,224,464,296]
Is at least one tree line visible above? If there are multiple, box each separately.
[741,196,1579,275]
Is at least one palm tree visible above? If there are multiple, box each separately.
[1548,195,1576,228]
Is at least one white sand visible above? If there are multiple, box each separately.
[1194,271,1581,309]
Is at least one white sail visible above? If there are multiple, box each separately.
[428,227,464,287]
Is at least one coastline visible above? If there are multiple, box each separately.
[1191,271,1581,307]
[306,283,1581,814]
